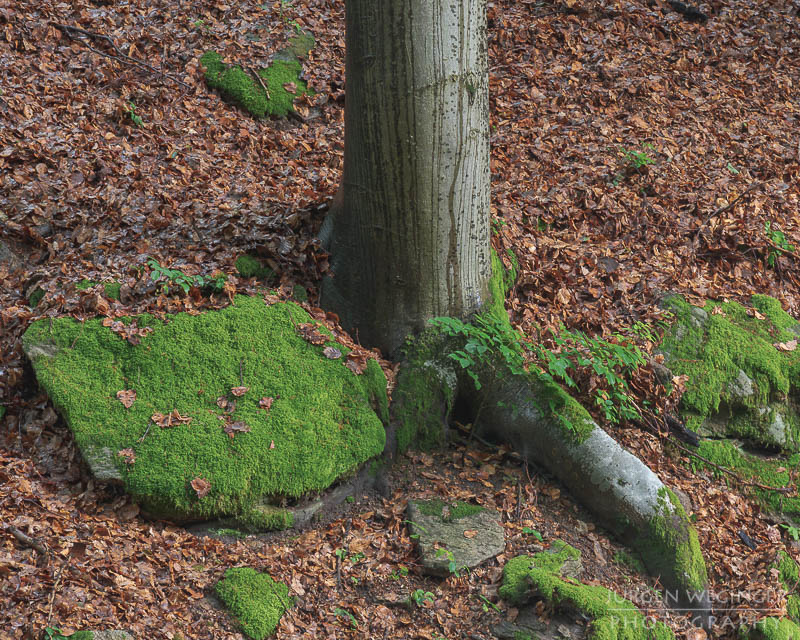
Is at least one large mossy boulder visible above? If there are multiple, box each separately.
[22,296,387,529]
[658,294,800,519]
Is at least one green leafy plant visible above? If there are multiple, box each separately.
[333,607,358,629]
[435,547,464,577]
[125,101,144,127]
[765,221,796,268]
[148,258,226,295]
[521,527,543,541]
[403,519,429,540]
[620,143,656,171]
[410,588,435,607]
[477,594,501,613]
[781,523,800,542]
[390,566,409,580]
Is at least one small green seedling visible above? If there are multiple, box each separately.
[125,102,144,127]
[620,143,656,170]
[765,221,796,268]
[148,258,226,295]
[478,594,501,613]
[333,607,358,629]
[410,588,435,607]
[391,566,409,580]
[435,548,464,577]
[521,527,543,541]
[781,523,800,541]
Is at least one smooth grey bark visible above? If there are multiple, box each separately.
[319,0,491,355]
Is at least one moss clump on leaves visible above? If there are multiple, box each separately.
[200,51,311,119]
[235,255,274,280]
[237,504,294,532]
[660,294,800,445]
[77,279,122,300]
[414,499,483,521]
[775,551,800,621]
[216,567,292,639]
[29,287,45,307]
[740,617,800,640]
[500,541,674,640]
[22,296,386,526]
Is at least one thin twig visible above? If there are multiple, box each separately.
[5,524,48,555]
[50,22,191,89]
[692,181,765,242]
[46,556,69,627]
[245,65,270,100]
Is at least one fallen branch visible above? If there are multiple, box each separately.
[5,523,48,555]
[50,22,191,89]
[245,65,270,100]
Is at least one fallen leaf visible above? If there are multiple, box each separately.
[152,410,192,428]
[117,448,136,464]
[116,389,136,408]
[464,530,478,538]
[297,322,328,345]
[323,346,342,359]
[224,420,251,438]
[191,477,211,498]
[269,440,275,449]
[283,81,297,94]
[345,353,367,375]
[231,386,249,397]
[260,397,274,411]
[775,339,798,352]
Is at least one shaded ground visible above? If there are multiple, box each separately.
[1,0,799,637]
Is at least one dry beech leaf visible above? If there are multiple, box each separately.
[224,421,251,438]
[775,339,798,352]
[323,346,342,359]
[152,410,192,428]
[463,530,478,539]
[217,396,229,410]
[283,81,297,94]
[345,353,367,375]
[260,397,274,411]
[116,389,136,408]
[231,386,249,397]
[191,477,211,498]
[117,448,136,464]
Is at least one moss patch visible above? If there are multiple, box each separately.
[216,567,292,639]
[500,541,674,640]
[660,294,800,448]
[693,440,800,518]
[775,551,800,621]
[414,499,483,521]
[22,296,386,525]
[76,280,121,300]
[235,255,274,280]
[740,617,800,639]
[200,51,312,119]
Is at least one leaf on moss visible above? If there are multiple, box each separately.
[297,322,327,345]
[224,420,251,438]
[345,353,367,375]
[116,389,136,408]
[231,385,249,397]
[774,339,798,352]
[323,346,342,359]
[191,477,211,498]
[151,410,193,428]
[259,396,274,411]
[117,448,136,465]
[283,81,297,94]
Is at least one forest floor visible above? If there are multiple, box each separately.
[1,0,799,638]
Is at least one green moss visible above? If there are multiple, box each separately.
[104,282,121,301]
[775,551,800,622]
[500,541,674,640]
[633,487,708,595]
[694,440,800,517]
[285,31,315,59]
[660,295,800,447]
[237,504,294,532]
[29,287,44,307]
[613,550,645,574]
[513,633,535,640]
[22,296,386,525]
[504,248,519,294]
[532,377,596,444]
[236,255,274,280]
[414,499,483,521]
[200,51,312,119]
[210,527,247,539]
[76,279,94,291]
[0,405,5,420]
[216,567,292,639]
[741,617,800,640]
[291,285,308,303]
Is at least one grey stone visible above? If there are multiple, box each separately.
[727,369,755,400]
[407,501,505,577]
[689,306,708,329]
[764,407,789,447]
[82,444,124,484]
[0,239,20,269]
[89,632,134,640]
[493,607,586,640]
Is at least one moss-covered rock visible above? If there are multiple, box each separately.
[500,541,675,640]
[200,50,312,119]
[740,617,800,640]
[22,296,387,528]
[775,551,800,622]
[216,567,292,639]
[659,294,800,450]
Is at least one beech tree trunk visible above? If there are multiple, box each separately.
[319,0,491,355]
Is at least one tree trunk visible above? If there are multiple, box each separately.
[319,0,491,355]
